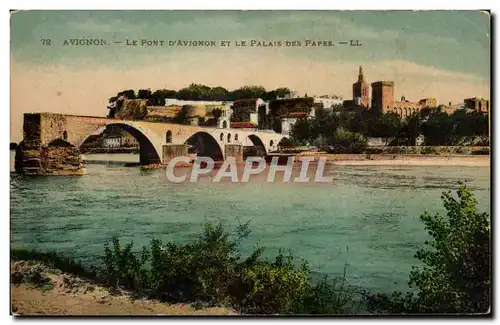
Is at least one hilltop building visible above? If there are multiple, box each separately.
[281,112,310,136]
[437,102,464,115]
[464,97,489,114]
[370,80,439,117]
[230,98,266,125]
[313,96,343,109]
[164,99,233,107]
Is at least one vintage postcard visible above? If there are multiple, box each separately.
[10,10,490,316]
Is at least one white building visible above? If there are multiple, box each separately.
[313,97,343,109]
[164,99,234,107]
[281,112,309,137]
[102,135,122,148]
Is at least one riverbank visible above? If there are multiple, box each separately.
[10,260,236,316]
[296,153,490,167]
[82,154,489,169]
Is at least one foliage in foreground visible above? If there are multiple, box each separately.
[10,184,490,315]
[99,222,358,314]
[363,184,490,314]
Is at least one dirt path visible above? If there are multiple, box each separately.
[11,261,236,316]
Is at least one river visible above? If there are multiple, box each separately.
[10,152,490,294]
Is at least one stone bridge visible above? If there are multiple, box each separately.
[15,113,288,175]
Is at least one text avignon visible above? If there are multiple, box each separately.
[62,38,108,46]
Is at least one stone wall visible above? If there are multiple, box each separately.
[40,113,68,145]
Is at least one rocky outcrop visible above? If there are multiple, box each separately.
[109,98,148,120]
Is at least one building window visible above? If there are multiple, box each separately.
[227,133,231,143]
[220,133,224,141]
[235,134,238,141]
[166,130,172,143]
[63,131,68,141]
[270,140,274,147]
[222,120,228,128]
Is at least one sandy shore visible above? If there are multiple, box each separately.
[10,261,236,316]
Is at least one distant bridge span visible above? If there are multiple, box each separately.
[16,113,288,175]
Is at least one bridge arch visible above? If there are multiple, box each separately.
[80,122,162,165]
[184,131,224,161]
[247,134,267,156]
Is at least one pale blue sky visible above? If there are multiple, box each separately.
[11,10,490,80]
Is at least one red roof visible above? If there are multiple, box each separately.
[230,122,257,128]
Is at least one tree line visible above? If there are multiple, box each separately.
[109,84,293,106]
[290,106,489,149]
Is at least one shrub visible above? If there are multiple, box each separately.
[11,224,358,315]
[297,268,360,315]
[236,251,310,314]
[364,184,491,314]
[330,127,368,153]
[97,222,356,314]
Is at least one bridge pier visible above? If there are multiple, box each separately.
[15,142,85,176]
[162,144,189,164]
[15,113,85,175]
[224,144,244,163]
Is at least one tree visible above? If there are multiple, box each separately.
[210,86,229,101]
[137,89,152,100]
[408,184,490,313]
[211,108,223,121]
[310,107,339,142]
[364,184,491,314]
[173,105,193,125]
[274,87,292,98]
[330,127,367,153]
[370,113,402,138]
[229,85,267,100]
[290,118,313,145]
[421,112,454,145]
[118,89,136,99]
[151,89,178,106]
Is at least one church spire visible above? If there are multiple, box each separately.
[357,65,365,83]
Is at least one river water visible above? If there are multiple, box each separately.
[10,152,490,294]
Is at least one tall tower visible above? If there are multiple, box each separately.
[371,81,394,115]
[352,65,369,107]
